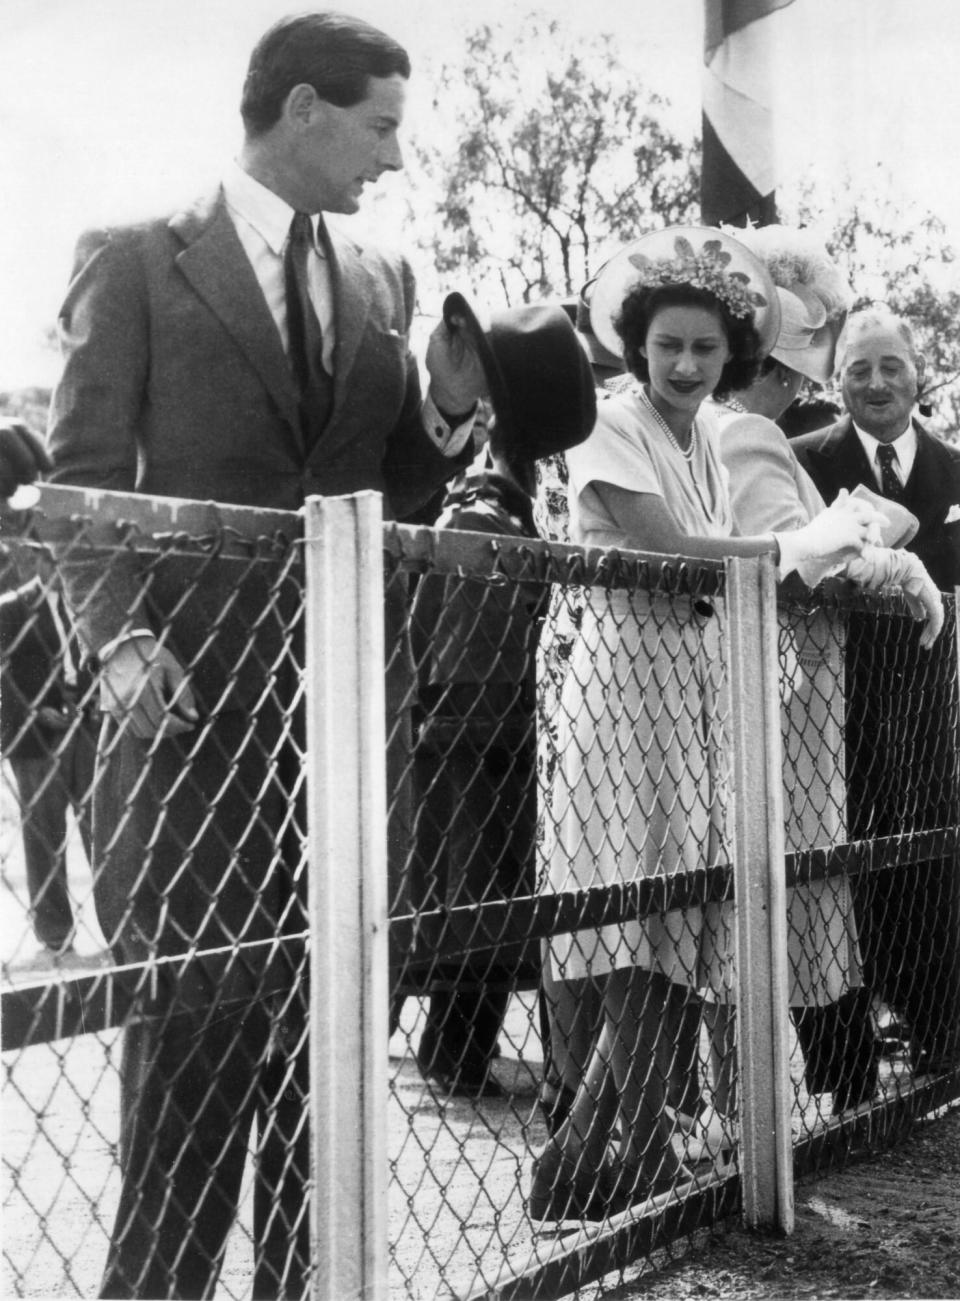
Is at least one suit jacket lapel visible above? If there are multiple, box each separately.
[323,224,374,436]
[827,417,877,489]
[904,422,947,521]
[170,191,303,450]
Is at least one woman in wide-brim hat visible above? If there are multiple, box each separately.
[711,224,942,1110]
[531,226,887,1224]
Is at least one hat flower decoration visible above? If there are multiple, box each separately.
[589,225,781,362]
[628,234,770,323]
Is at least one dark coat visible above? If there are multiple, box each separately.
[0,579,94,759]
[793,413,960,1080]
[791,416,960,590]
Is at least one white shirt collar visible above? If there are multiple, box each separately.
[853,417,918,477]
[222,161,322,256]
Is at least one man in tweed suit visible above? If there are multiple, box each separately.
[48,12,485,1297]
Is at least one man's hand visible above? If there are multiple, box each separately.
[0,420,51,503]
[100,634,199,739]
[425,315,488,418]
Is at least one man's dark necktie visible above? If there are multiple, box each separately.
[284,211,333,447]
[876,442,906,503]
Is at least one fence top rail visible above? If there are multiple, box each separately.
[385,521,728,595]
[2,482,301,557]
[1,486,948,621]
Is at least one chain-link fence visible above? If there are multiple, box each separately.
[780,579,960,1178]
[2,485,311,1300]
[2,486,959,1301]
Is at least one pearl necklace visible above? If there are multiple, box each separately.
[723,397,747,414]
[637,384,698,461]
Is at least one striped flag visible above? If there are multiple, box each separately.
[701,0,796,227]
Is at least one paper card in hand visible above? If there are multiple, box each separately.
[850,482,918,548]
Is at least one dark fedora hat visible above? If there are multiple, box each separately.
[443,292,596,460]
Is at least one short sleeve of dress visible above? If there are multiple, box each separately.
[566,390,734,545]
[566,393,663,502]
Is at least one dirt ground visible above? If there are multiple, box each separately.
[387,999,960,1301]
[609,1104,960,1301]
[2,792,958,1301]
[2,986,960,1300]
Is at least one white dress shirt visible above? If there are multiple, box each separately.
[854,420,917,490]
[223,162,336,375]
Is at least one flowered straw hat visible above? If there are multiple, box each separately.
[589,225,781,362]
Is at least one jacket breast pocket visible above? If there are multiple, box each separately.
[362,329,410,402]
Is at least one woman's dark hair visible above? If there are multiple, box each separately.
[614,282,762,399]
[241,12,411,136]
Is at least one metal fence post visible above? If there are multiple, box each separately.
[726,553,794,1232]
[303,492,389,1300]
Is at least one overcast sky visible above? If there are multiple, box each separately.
[3,0,960,388]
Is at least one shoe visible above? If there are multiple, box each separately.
[418,1060,505,1100]
[11,943,77,972]
[539,1085,578,1137]
[665,1105,737,1164]
[879,1034,908,1057]
[831,1081,878,1115]
[912,1051,960,1077]
[527,1143,622,1222]
[614,1161,689,1207]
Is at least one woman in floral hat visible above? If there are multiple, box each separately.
[530,226,886,1223]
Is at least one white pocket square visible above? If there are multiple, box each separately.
[945,504,960,524]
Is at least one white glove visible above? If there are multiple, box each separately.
[845,546,945,649]
[775,489,889,582]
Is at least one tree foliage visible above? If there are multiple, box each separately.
[413,16,699,306]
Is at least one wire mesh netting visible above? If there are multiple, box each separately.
[386,526,743,1299]
[2,490,959,1301]
[782,584,960,1161]
[2,502,310,1300]
[385,522,960,1299]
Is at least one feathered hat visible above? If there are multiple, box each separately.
[726,224,852,383]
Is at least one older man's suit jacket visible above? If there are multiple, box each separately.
[791,415,960,591]
[48,188,468,709]
[790,419,960,1086]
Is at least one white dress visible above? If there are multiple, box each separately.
[546,388,735,995]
